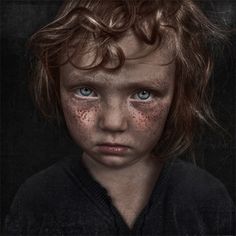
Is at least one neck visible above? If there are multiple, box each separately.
[81,153,164,190]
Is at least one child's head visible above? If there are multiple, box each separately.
[29,0,223,161]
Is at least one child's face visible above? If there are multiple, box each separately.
[60,33,175,168]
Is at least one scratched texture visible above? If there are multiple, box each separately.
[1,0,235,231]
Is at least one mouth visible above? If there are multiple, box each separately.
[96,143,129,155]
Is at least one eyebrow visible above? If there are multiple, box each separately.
[65,74,169,91]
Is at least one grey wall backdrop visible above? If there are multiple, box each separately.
[1,0,236,231]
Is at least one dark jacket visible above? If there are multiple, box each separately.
[5,155,236,235]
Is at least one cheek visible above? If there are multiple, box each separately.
[62,98,98,136]
[131,102,170,133]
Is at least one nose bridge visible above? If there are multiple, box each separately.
[99,96,128,131]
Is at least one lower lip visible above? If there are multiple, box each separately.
[97,145,129,154]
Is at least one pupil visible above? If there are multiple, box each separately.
[139,91,150,99]
[81,88,91,96]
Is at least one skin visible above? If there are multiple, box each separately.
[60,32,175,228]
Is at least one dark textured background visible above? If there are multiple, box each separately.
[1,0,236,231]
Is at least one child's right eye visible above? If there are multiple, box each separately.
[74,87,97,98]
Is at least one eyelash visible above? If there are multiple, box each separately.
[73,87,156,101]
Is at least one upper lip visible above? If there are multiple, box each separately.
[98,143,129,147]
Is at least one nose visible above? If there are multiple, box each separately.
[98,102,128,132]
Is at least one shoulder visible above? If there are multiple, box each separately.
[8,156,81,213]
[4,159,69,234]
[4,156,83,234]
[164,158,236,234]
[168,158,234,204]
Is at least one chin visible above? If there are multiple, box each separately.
[92,154,134,169]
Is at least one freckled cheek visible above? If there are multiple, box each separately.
[131,102,170,132]
[62,100,99,135]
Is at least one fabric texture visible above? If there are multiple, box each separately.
[5,155,236,235]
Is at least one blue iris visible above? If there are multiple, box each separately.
[137,91,150,100]
[79,87,93,96]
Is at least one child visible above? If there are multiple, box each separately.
[5,0,235,235]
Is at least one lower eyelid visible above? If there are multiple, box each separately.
[129,98,154,104]
[73,95,99,102]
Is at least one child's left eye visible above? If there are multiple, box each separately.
[74,87,97,97]
[132,90,153,101]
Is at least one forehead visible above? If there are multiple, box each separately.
[60,32,175,85]
[118,31,175,62]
